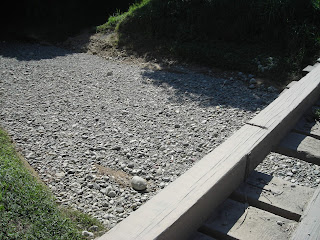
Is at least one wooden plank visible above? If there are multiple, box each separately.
[200,199,297,240]
[98,65,320,240]
[291,187,320,240]
[231,171,314,221]
[303,65,315,73]
[249,64,320,131]
[286,81,298,89]
[275,132,320,165]
[293,114,320,140]
[303,63,320,73]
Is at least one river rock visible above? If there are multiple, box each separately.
[131,176,147,191]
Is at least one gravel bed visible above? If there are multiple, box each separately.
[1,42,316,231]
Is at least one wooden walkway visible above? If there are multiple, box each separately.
[98,63,320,240]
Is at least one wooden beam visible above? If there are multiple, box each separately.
[231,171,314,221]
[291,187,320,240]
[303,65,315,73]
[303,63,320,73]
[200,199,297,240]
[275,132,320,165]
[98,65,320,240]
[293,114,320,140]
[286,81,298,89]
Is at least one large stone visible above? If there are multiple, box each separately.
[131,176,147,191]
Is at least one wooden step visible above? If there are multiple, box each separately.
[98,61,320,240]
[303,63,320,73]
[275,132,320,165]
[199,199,297,240]
[291,186,320,240]
[230,171,314,221]
[293,113,320,140]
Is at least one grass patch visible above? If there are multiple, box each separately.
[98,0,320,83]
[0,128,105,239]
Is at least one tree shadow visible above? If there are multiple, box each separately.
[0,41,77,62]
[141,68,277,111]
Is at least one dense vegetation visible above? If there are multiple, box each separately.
[99,0,320,82]
[0,128,104,239]
[2,0,137,41]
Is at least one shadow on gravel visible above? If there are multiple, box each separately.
[0,41,75,61]
[142,69,274,111]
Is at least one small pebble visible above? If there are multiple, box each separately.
[82,231,94,238]
[131,176,147,191]
[107,191,117,198]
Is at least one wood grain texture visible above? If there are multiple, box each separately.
[231,171,314,221]
[291,187,320,240]
[275,132,320,165]
[200,199,297,240]
[98,64,320,240]
[249,64,320,131]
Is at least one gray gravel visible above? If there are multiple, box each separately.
[1,42,316,229]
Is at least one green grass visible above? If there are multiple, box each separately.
[98,0,320,83]
[96,0,150,32]
[0,128,105,239]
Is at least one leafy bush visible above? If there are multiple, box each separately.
[101,0,320,81]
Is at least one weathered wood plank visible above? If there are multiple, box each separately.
[200,199,297,240]
[281,81,299,95]
[99,65,320,240]
[293,114,320,140]
[286,81,298,89]
[249,64,320,132]
[303,63,320,73]
[303,65,315,73]
[291,186,320,240]
[231,171,314,221]
[275,132,320,165]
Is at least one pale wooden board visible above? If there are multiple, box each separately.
[291,187,320,240]
[286,81,298,89]
[99,65,320,240]
[189,232,216,240]
[275,132,320,165]
[200,199,297,240]
[303,65,315,73]
[231,171,314,221]
[303,63,320,73]
[293,114,320,140]
[249,64,320,131]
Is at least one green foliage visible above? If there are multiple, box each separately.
[0,128,105,239]
[101,0,320,82]
[313,107,320,120]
